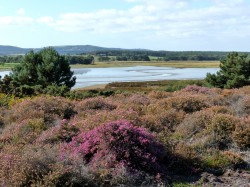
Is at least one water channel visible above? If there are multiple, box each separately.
[0,66,219,89]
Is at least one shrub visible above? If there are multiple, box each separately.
[61,120,166,175]
[36,119,80,144]
[43,84,70,97]
[163,94,209,113]
[181,85,211,94]
[141,109,185,133]
[163,80,205,92]
[207,114,239,149]
[0,93,19,108]
[73,108,140,132]
[3,96,76,125]
[203,151,245,173]
[0,145,89,187]
[203,152,232,174]
[233,95,250,117]
[75,97,116,111]
[167,143,201,175]
[232,117,250,148]
[148,91,172,99]
[126,94,151,106]
[206,105,233,115]
[0,118,47,145]
[175,110,213,140]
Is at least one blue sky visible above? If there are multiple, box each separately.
[0,0,250,51]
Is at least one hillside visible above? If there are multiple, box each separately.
[0,45,132,55]
[0,45,30,55]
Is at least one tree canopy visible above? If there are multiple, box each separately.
[11,47,76,88]
[0,48,76,96]
[206,52,250,88]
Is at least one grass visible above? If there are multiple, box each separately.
[0,63,19,71]
[71,61,220,68]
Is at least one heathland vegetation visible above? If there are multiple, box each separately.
[0,49,249,186]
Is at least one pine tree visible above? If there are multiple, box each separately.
[11,47,76,89]
[206,52,250,88]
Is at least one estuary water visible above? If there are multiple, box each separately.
[0,66,219,89]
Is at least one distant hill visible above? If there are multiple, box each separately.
[0,46,30,55]
[0,45,145,55]
[51,45,125,55]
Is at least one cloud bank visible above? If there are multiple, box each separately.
[35,0,250,39]
[0,0,250,50]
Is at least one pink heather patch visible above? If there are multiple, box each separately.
[61,120,165,174]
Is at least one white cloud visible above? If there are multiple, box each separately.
[38,0,250,41]
[0,16,33,26]
[17,8,25,16]
[0,8,34,27]
[37,16,54,24]
[2,0,250,43]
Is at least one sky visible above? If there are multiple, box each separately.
[0,0,250,51]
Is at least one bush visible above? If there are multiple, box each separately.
[75,97,116,111]
[207,114,239,149]
[181,85,211,94]
[162,94,209,113]
[141,109,185,133]
[232,117,250,148]
[61,120,166,175]
[233,95,250,117]
[203,151,245,173]
[3,96,76,126]
[0,145,89,187]
[167,143,201,175]
[0,118,47,145]
[36,119,80,144]
[175,110,213,140]
[163,80,205,92]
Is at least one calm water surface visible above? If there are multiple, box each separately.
[0,66,219,89]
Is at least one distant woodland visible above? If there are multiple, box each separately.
[1,49,250,65]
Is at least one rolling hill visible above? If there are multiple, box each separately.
[0,45,137,55]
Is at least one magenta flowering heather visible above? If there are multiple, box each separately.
[181,85,211,94]
[61,120,165,174]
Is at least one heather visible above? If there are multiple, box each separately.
[0,85,249,186]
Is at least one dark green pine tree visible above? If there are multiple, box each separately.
[206,52,250,88]
[11,47,76,89]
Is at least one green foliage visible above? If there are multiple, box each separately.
[93,50,231,61]
[66,55,94,64]
[0,48,76,96]
[0,48,76,95]
[0,55,23,63]
[162,80,206,92]
[206,52,250,88]
[97,56,111,61]
[116,55,150,61]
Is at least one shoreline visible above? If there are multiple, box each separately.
[0,61,220,71]
[74,84,107,90]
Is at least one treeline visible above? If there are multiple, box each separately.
[0,55,24,63]
[65,55,94,64]
[2,50,250,64]
[91,50,250,61]
[0,55,95,65]
[116,55,150,61]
